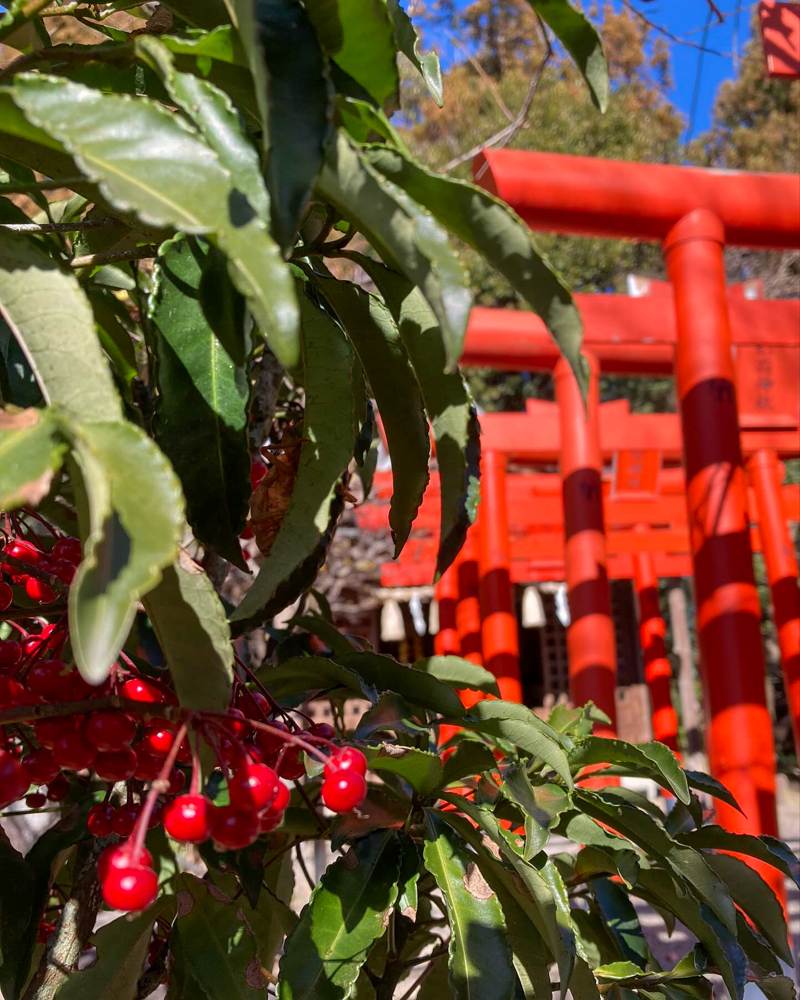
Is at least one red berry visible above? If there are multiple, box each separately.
[84,711,137,752]
[324,747,367,780]
[277,747,306,781]
[163,794,214,843]
[34,718,76,748]
[262,779,290,817]
[133,750,163,782]
[0,750,31,806]
[37,920,55,944]
[52,732,95,771]
[0,582,12,612]
[45,773,70,801]
[0,677,26,709]
[255,719,288,754]
[228,762,279,813]
[220,708,247,738]
[308,722,336,741]
[239,524,254,540]
[98,843,153,882]
[52,537,82,564]
[121,677,164,704]
[211,806,259,850]
[250,460,268,490]
[141,724,176,757]
[26,792,48,808]
[148,803,163,829]
[101,865,158,913]
[24,577,57,604]
[217,736,241,765]
[88,803,116,837]
[112,803,140,837]
[321,771,366,813]
[23,747,60,785]
[0,639,21,673]
[167,768,186,794]
[5,540,41,567]
[245,691,271,716]
[258,811,283,833]
[93,748,137,782]
[49,560,76,585]
[28,659,72,702]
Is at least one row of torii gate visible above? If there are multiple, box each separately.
[356,151,800,899]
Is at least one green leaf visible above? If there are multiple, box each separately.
[69,419,183,684]
[527,0,609,111]
[316,132,471,371]
[441,739,498,786]
[570,737,690,804]
[681,771,742,813]
[258,655,377,701]
[501,771,570,858]
[143,553,234,713]
[413,655,500,697]
[457,699,573,786]
[247,0,333,249]
[701,853,792,966]
[576,791,737,936]
[11,74,299,367]
[0,229,122,423]
[305,0,398,108]
[160,0,231,28]
[53,896,177,1000]
[340,650,465,717]
[229,293,354,630]
[574,844,640,888]
[174,873,272,999]
[308,271,429,554]
[289,614,356,658]
[335,96,409,150]
[0,408,67,511]
[751,974,797,1000]
[396,834,420,919]
[349,255,481,577]
[364,744,444,795]
[363,144,586,391]
[592,878,650,968]
[0,314,43,408]
[0,834,34,973]
[385,0,442,105]
[354,692,428,740]
[422,810,516,1000]
[149,235,250,567]
[278,830,401,1000]
[676,826,800,890]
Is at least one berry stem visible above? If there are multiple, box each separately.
[129,721,188,859]
[202,711,331,763]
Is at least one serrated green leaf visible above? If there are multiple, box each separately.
[364,744,444,794]
[278,830,401,1000]
[413,655,500,696]
[143,553,234,713]
[569,737,689,804]
[340,650,465,717]
[676,826,800,890]
[11,74,299,367]
[501,771,570,858]
[53,896,177,1000]
[305,0,398,108]
[0,229,121,423]
[592,878,650,968]
[701,852,792,966]
[349,255,481,577]
[441,739,498,786]
[363,144,586,392]
[751,974,797,1000]
[422,810,516,1000]
[316,132,471,370]
[230,293,353,630]
[257,655,377,701]
[335,96,409,150]
[0,408,67,511]
[149,235,250,567]
[574,845,640,889]
[528,0,608,111]
[457,699,573,786]
[308,271,429,554]
[354,691,428,740]
[386,0,442,105]
[69,420,183,684]
[290,614,356,658]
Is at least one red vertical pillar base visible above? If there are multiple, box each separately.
[665,210,782,902]
[555,354,618,735]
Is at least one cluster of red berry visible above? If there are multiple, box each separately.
[0,527,369,916]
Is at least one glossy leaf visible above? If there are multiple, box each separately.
[676,826,800,889]
[501,769,570,858]
[574,844,640,889]
[257,655,377,701]
[143,552,234,713]
[441,739,498,785]
[69,420,184,684]
[422,810,516,1000]
[413,655,499,696]
[364,144,586,391]
[278,830,401,999]
[396,834,420,919]
[335,96,409,149]
[12,75,299,367]
[364,744,444,794]
[354,692,429,740]
[150,235,250,566]
[316,132,471,370]
[386,0,442,105]
[591,878,650,968]
[309,271,429,554]
[54,897,177,1000]
[305,0,398,108]
[0,408,67,511]
[230,293,354,630]
[0,229,121,423]
[340,651,465,717]
[570,737,690,804]
[528,0,609,111]
[350,255,481,576]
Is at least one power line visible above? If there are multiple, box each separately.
[685,6,714,151]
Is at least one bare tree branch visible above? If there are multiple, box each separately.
[445,31,515,123]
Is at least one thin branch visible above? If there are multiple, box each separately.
[0,220,126,234]
[398,958,439,1000]
[445,31,515,123]
[621,1,732,57]
[0,695,179,728]
[295,843,316,892]
[402,944,449,968]
[70,244,159,269]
